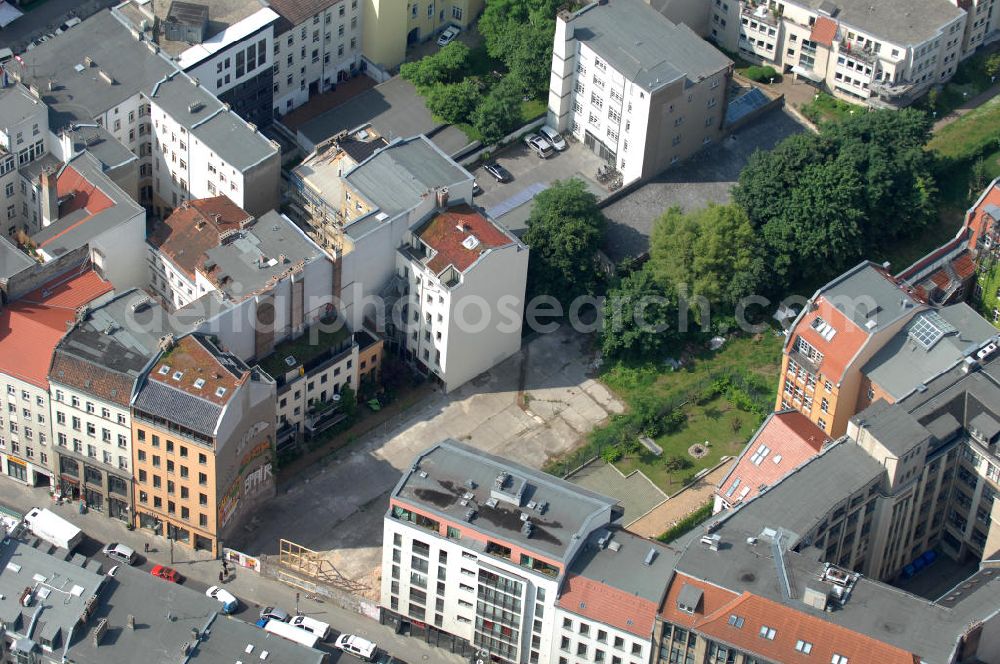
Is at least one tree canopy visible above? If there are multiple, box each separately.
[400,41,471,89]
[479,0,561,95]
[600,267,681,361]
[648,204,764,309]
[472,76,524,145]
[424,80,481,125]
[523,178,606,304]
[732,109,937,291]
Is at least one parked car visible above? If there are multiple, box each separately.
[524,133,554,159]
[372,652,407,664]
[436,26,460,47]
[483,161,512,183]
[539,125,567,151]
[472,180,483,196]
[205,586,239,614]
[291,614,330,640]
[102,543,136,565]
[259,606,291,623]
[150,565,181,583]
[335,634,378,661]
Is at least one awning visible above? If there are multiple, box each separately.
[791,65,823,83]
[0,1,24,28]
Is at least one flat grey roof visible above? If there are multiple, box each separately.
[18,11,175,131]
[392,440,619,563]
[64,125,137,171]
[133,379,222,437]
[568,527,680,604]
[0,236,34,281]
[819,261,920,334]
[863,303,998,400]
[343,135,470,220]
[566,0,731,91]
[147,71,276,171]
[202,210,324,300]
[17,153,62,184]
[851,399,930,456]
[797,0,965,46]
[31,153,143,256]
[0,83,45,130]
[0,539,105,649]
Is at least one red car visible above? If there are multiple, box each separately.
[150,565,181,583]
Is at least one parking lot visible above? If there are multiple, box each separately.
[472,136,607,235]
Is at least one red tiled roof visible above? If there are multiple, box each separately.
[791,303,867,384]
[147,196,252,281]
[558,575,659,638]
[810,16,838,46]
[49,352,133,406]
[953,252,976,280]
[417,205,513,275]
[37,166,115,249]
[716,411,828,507]
[968,182,1000,250]
[0,269,112,389]
[696,593,918,664]
[659,574,740,627]
[149,335,242,405]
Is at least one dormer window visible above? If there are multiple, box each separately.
[158,365,170,375]
[215,387,227,398]
[172,371,183,381]
[193,379,205,389]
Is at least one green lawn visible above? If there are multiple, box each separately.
[613,395,762,491]
[918,50,998,116]
[974,259,1000,327]
[798,93,857,125]
[927,97,1000,160]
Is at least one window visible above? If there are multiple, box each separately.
[759,626,776,640]
[795,640,813,654]
[831,656,849,664]
[452,5,463,19]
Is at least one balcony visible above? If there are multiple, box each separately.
[740,1,779,27]
[838,41,880,66]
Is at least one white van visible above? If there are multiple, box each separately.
[0,48,15,65]
[264,618,320,649]
[290,614,330,641]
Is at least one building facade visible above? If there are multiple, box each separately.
[131,334,276,555]
[709,0,971,107]
[0,81,50,239]
[548,0,733,186]
[270,0,365,115]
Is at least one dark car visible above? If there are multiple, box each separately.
[483,162,512,183]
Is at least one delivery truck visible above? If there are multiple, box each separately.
[23,507,83,551]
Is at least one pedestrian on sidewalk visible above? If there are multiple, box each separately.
[219,571,224,584]
[144,542,149,554]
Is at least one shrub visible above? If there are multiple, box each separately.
[657,502,714,543]
[601,446,623,464]
[744,65,779,83]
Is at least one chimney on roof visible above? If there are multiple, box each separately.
[436,187,449,209]
[158,334,175,353]
[92,618,108,646]
[98,70,115,86]
[126,614,135,630]
[41,169,59,227]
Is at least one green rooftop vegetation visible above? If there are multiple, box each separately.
[258,320,352,379]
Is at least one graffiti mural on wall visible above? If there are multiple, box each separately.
[219,434,274,529]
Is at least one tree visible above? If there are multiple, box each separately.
[663,455,693,472]
[985,53,1000,79]
[471,76,522,144]
[733,109,938,292]
[523,178,606,303]
[479,0,561,95]
[648,204,764,311]
[399,41,471,89]
[425,80,481,125]
[600,267,682,361]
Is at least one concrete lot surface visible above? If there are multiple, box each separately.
[601,107,806,262]
[566,459,666,524]
[230,326,624,587]
[473,138,607,235]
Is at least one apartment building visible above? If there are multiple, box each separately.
[0,264,113,488]
[270,0,365,115]
[131,334,276,555]
[116,0,279,128]
[381,440,680,664]
[714,409,829,512]
[360,0,484,75]
[48,289,183,523]
[147,197,336,361]
[776,262,926,436]
[710,0,969,107]
[14,10,280,218]
[548,0,733,186]
[0,80,49,239]
[659,434,1000,664]
[31,152,147,290]
[396,205,527,391]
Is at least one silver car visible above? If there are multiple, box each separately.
[524,133,554,159]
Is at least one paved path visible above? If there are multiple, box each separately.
[932,83,1000,131]
[626,461,733,538]
[0,481,464,663]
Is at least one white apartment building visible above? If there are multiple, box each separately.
[548,0,732,186]
[710,0,969,106]
[14,10,280,218]
[0,265,113,488]
[269,0,364,116]
[382,441,676,664]
[396,205,527,392]
[0,81,50,239]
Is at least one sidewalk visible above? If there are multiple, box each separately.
[933,82,1000,131]
[0,480,463,663]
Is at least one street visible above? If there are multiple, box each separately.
[0,0,120,54]
[0,481,463,664]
